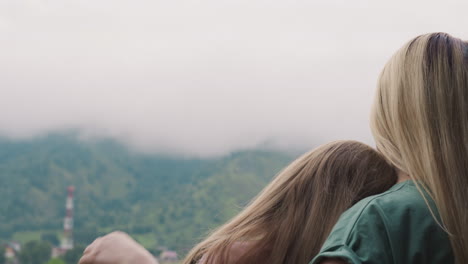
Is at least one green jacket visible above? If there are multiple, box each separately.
[311,180,454,264]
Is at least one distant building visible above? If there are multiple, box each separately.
[51,247,68,258]
[5,246,15,258]
[10,241,20,252]
[3,241,20,264]
[159,250,178,263]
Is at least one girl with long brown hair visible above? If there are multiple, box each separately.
[79,140,397,264]
[184,140,396,264]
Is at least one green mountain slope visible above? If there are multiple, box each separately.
[0,134,293,251]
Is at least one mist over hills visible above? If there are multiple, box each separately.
[0,133,293,252]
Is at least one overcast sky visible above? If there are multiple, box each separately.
[0,0,466,156]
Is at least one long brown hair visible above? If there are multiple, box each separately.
[184,140,397,264]
[371,32,468,263]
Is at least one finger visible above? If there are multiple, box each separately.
[83,244,93,255]
[80,243,102,264]
[78,253,96,264]
[110,230,130,239]
[83,237,103,254]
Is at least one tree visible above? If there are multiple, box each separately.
[46,258,66,264]
[74,226,102,245]
[41,232,60,246]
[0,246,5,264]
[62,244,85,264]
[17,240,51,264]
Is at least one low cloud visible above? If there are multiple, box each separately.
[0,0,467,156]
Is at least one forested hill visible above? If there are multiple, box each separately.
[0,134,293,252]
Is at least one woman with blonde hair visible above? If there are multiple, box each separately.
[79,141,397,264]
[314,32,465,264]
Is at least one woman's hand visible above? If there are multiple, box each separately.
[79,231,159,264]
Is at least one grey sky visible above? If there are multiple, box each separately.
[0,0,466,156]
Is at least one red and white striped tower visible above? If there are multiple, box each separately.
[61,186,75,250]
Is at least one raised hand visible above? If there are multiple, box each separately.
[79,231,159,264]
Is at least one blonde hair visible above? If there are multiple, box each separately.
[184,141,396,264]
[371,32,468,263]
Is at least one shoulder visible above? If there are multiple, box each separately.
[341,180,431,224]
[311,181,453,264]
[327,181,422,241]
[315,181,414,251]
[354,180,423,212]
